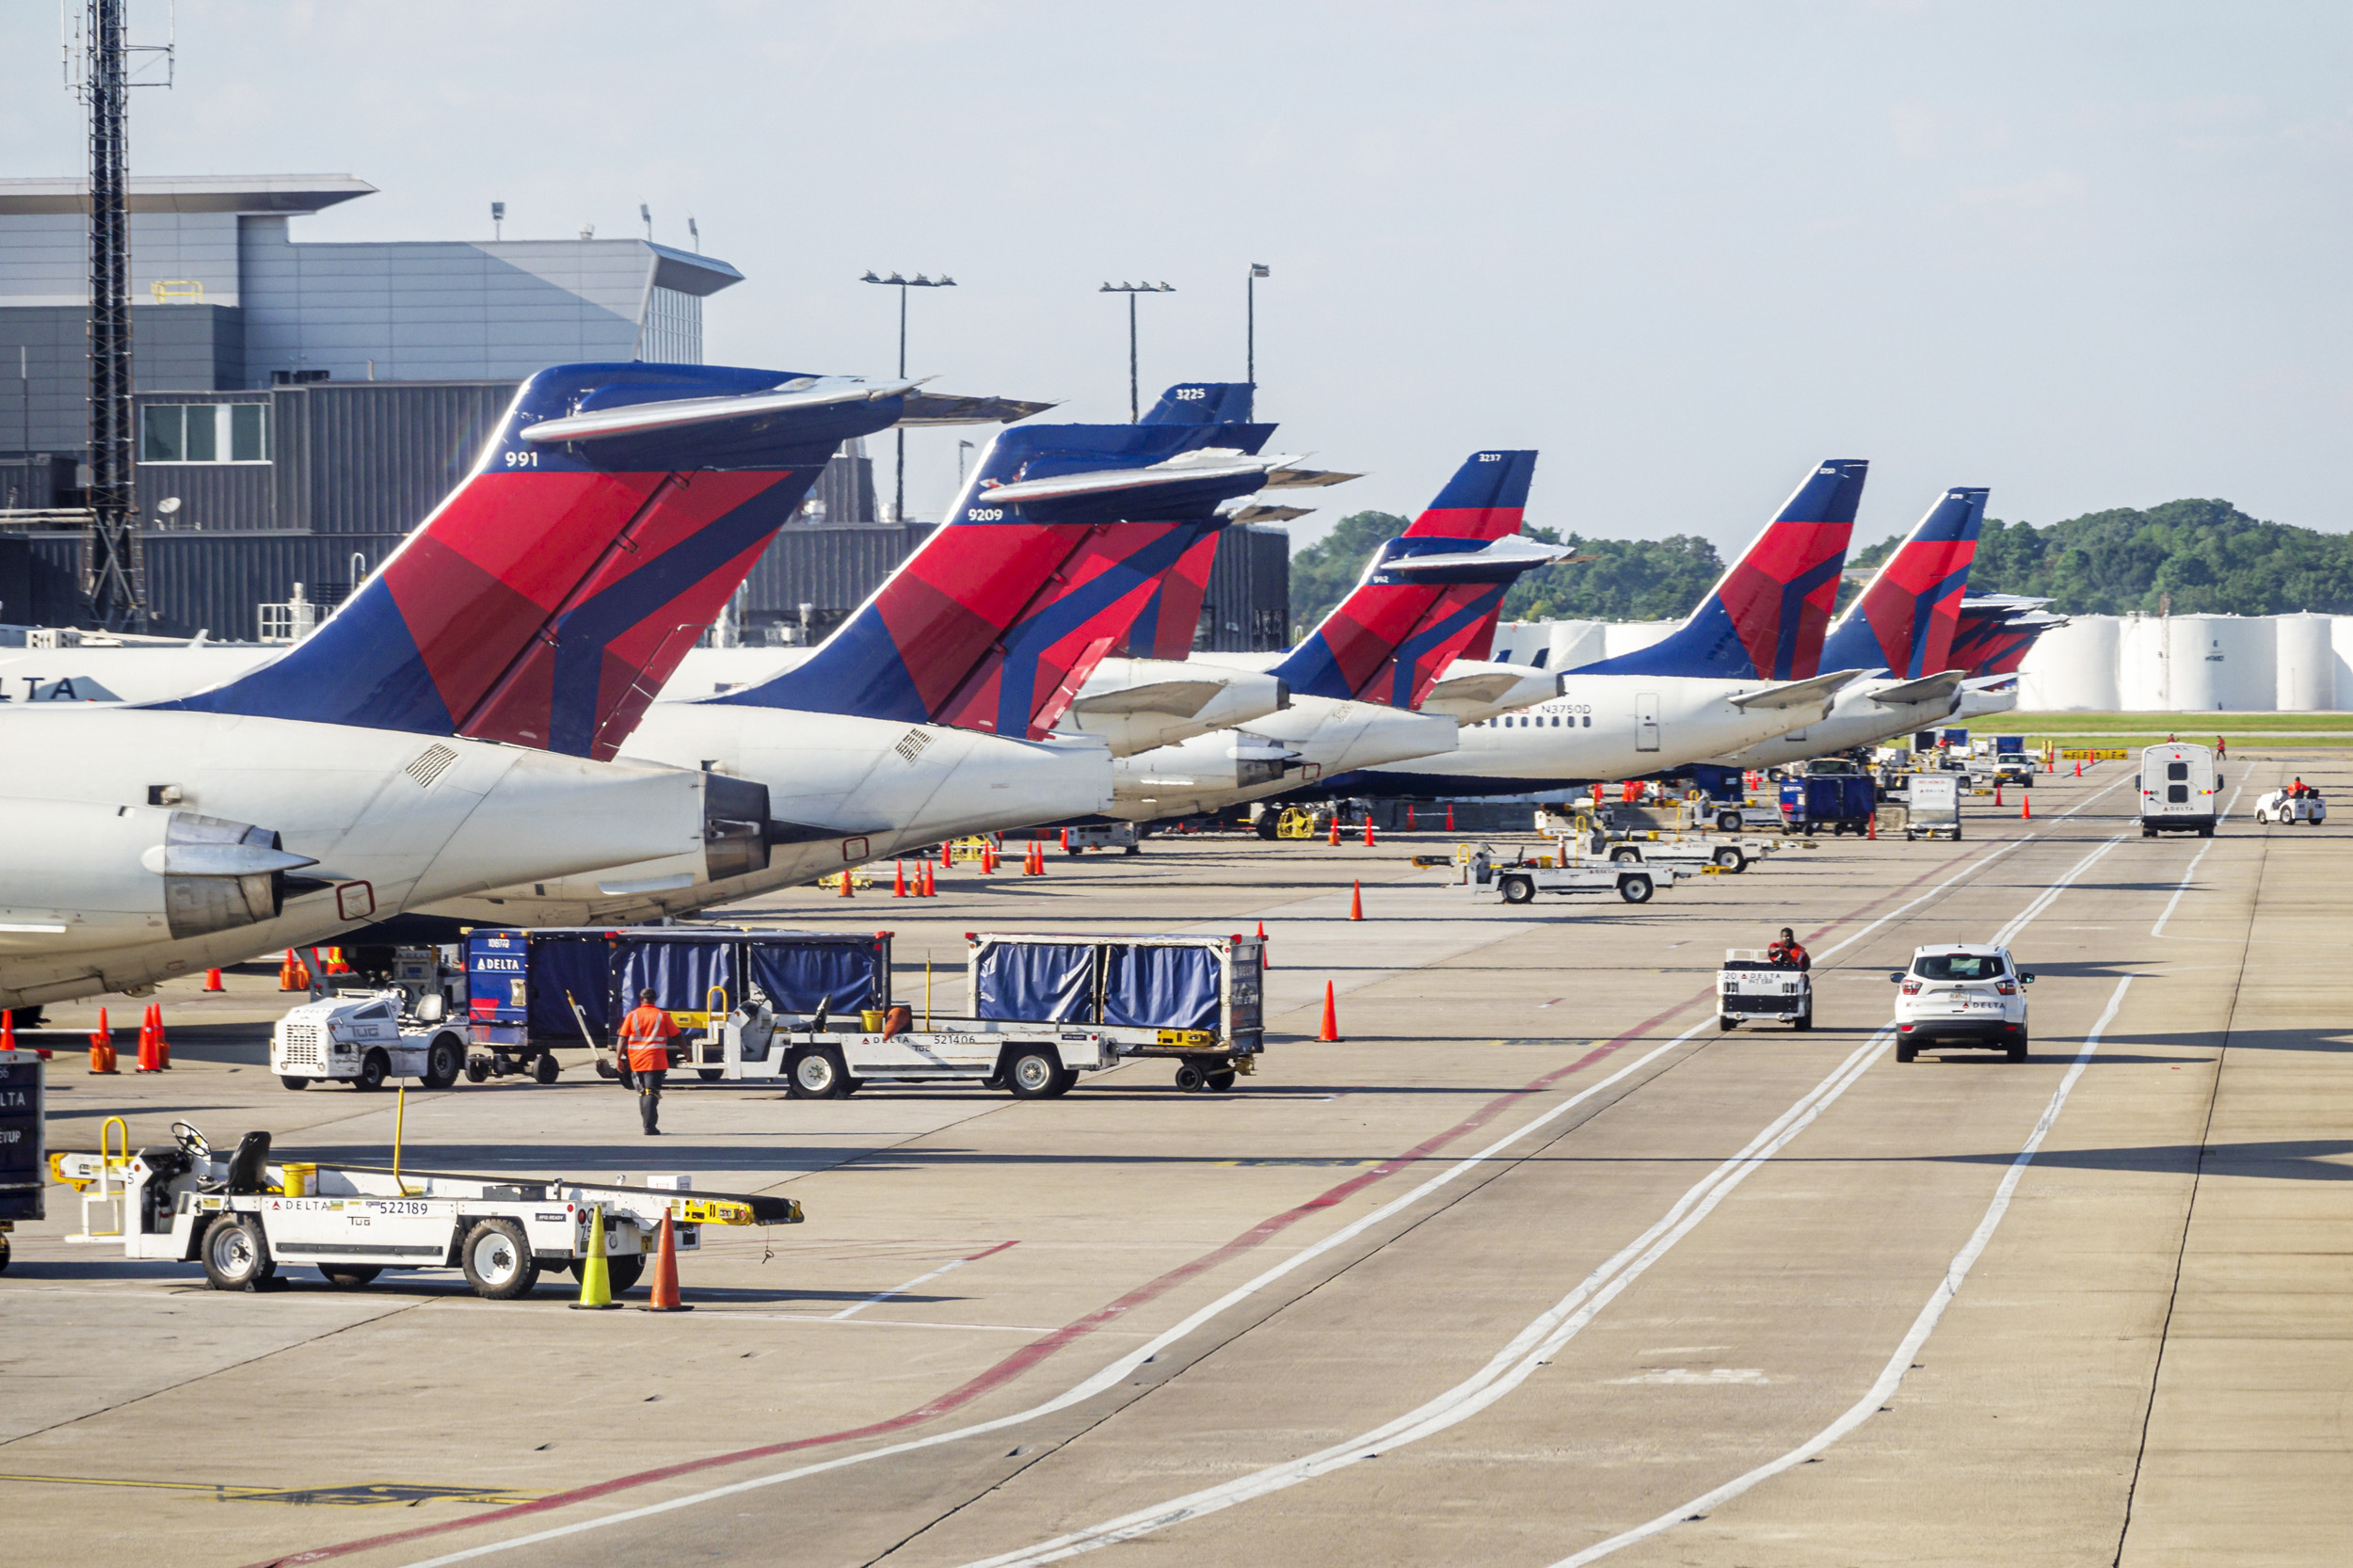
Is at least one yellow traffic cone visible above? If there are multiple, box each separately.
[569,1203,620,1310]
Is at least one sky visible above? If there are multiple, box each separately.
[3,1,2347,555]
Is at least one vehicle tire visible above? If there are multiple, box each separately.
[1712,847,1740,870]
[697,1067,723,1082]
[1124,844,1141,856]
[201,1214,273,1291]
[1499,875,1535,905]
[1717,811,1741,834]
[2199,825,2214,838]
[1066,847,1082,857]
[785,1047,850,1099]
[1719,1016,1737,1032]
[1206,1069,1237,1092]
[1256,814,1279,840]
[317,1265,380,1289]
[1793,1009,1812,1032]
[1611,847,1640,864]
[1174,1062,1209,1094]
[533,1052,561,1085]
[568,1252,646,1294]
[466,1056,492,1083]
[422,1033,463,1090]
[353,1049,390,1093]
[1618,874,1654,904]
[280,1074,311,1091]
[2008,1035,2028,1062]
[2142,826,2157,839]
[0,1233,9,1272]
[459,1218,538,1300]
[1895,1040,1918,1064]
[1003,1048,1064,1099]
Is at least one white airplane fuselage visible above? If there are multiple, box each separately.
[1108,695,1457,821]
[1715,676,1966,769]
[0,708,719,1007]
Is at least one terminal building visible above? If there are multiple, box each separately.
[0,173,1289,649]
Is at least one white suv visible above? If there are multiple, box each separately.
[1889,944,2037,1062]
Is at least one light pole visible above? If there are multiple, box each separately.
[860,270,956,521]
[1100,280,1176,421]
[1246,263,1269,394]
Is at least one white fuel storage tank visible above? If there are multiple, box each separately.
[2119,615,2170,710]
[2276,614,2335,711]
[2169,615,2276,712]
[2017,616,2121,711]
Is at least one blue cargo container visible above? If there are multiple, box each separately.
[1778,776,1877,835]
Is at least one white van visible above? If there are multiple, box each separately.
[2138,742,2218,838]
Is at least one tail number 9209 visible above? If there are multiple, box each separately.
[965,507,1006,521]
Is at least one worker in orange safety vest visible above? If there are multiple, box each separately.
[616,988,680,1136]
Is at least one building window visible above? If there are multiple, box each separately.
[140,404,268,464]
[641,285,703,364]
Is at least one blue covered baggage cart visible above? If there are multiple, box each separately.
[967,933,1265,1092]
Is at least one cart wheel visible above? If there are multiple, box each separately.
[1206,1069,1237,1092]
[1610,847,1640,864]
[353,1049,390,1093]
[459,1219,539,1300]
[422,1033,463,1090]
[1124,844,1141,856]
[1066,846,1082,856]
[1499,875,1534,904]
[1712,847,1740,869]
[1793,1009,1812,1032]
[317,1265,380,1289]
[696,1067,723,1082]
[201,1215,274,1291]
[785,1047,850,1099]
[1719,1016,1737,1032]
[1618,874,1654,904]
[466,1056,492,1083]
[1174,1062,1209,1094]
[1003,1048,1065,1099]
[0,1233,10,1272]
[280,1075,311,1091]
[532,1052,561,1085]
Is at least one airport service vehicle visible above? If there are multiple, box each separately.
[1890,943,2035,1062]
[1062,823,1141,854]
[1356,459,1874,802]
[1601,837,1759,872]
[270,988,472,1092]
[1717,949,1813,1031]
[49,1120,799,1296]
[2138,742,2220,838]
[2253,788,2326,825]
[1779,773,1877,835]
[1712,486,1989,771]
[0,362,958,1011]
[1461,848,1670,905]
[1993,751,2039,788]
[964,934,1265,1092]
[1903,774,1962,840]
[0,1048,43,1272]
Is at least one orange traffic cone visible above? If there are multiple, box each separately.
[838,868,855,898]
[1032,839,1047,876]
[1327,818,1340,847]
[984,843,999,874]
[88,1007,117,1074]
[940,840,954,869]
[920,862,936,897]
[2022,793,2031,821]
[152,1004,169,1070]
[278,949,301,991]
[1060,827,1071,852]
[640,1210,691,1312]
[1363,818,1376,847]
[1994,783,2003,807]
[203,968,224,992]
[1,1010,13,1054]
[1406,804,1416,830]
[1445,803,1455,832]
[1349,881,1364,920]
[136,1004,158,1073]
[893,861,908,897]
[2074,760,2082,778]
[1317,982,1342,1042]
[1256,920,1270,969]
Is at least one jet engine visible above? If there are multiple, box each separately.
[0,799,317,953]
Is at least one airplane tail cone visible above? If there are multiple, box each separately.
[569,1204,620,1310]
[1317,982,1342,1043]
[641,1211,691,1312]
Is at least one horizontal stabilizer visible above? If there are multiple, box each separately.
[1070,680,1229,719]
[1729,667,1866,711]
[980,448,1300,505]
[893,392,1059,427]
[1225,503,1314,524]
[1867,669,1966,708]
[1426,668,1561,707]
[522,376,915,444]
[1260,465,1362,490]
[1372,534,1582,580]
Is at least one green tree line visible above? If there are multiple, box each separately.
[1845,498,2353,616]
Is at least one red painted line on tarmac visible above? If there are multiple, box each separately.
[255,843,1993,1568]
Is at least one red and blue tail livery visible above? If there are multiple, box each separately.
[728,387,1282,738]
[1820,487,1987,679]
[1275,451,1559,709]
[156,363,914,758]
[1586,458,1867,681]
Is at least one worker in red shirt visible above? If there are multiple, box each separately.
[615,988,680,1136]
[1767,926,1811,971]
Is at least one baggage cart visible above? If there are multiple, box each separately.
[967,933,1264,1092]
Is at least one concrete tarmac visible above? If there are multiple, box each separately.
[3,756,2346,1567]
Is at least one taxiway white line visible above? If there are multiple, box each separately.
[2151,776,2244,938]
[1551,972,2137,1566]
[1990,836,2124,949]
[829,1257,971,1320]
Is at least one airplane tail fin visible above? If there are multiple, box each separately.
[1819,487,1987,678]
[1584,458,1866,680]
[1118,530,1224,660]
[728,387,1280,738]
[155,364,919,758]
[1274,452,1563,710]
